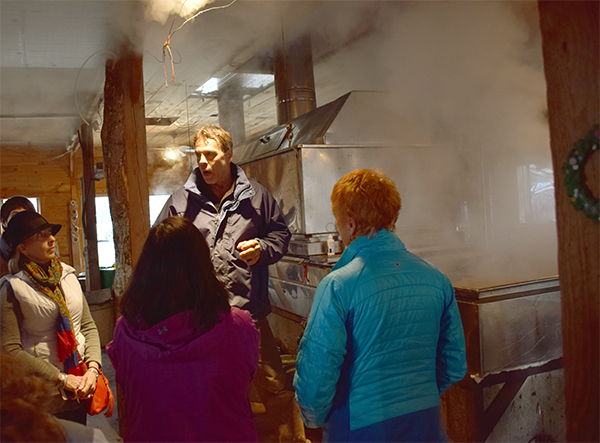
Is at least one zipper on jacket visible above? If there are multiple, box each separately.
[214,183,254,236]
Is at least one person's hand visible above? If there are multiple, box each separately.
[62,374,83,399]
[75,370,97,399]
[236,239,261,266]
[63,372,96,399]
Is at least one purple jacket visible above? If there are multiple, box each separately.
[106,307,259,442]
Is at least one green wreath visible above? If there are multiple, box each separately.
[563,125,600,223]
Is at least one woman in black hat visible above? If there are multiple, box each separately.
[0,211,102,424]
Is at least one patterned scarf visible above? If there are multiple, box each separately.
[22,257,80,372]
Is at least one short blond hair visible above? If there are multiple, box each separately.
[331,169,401,237]
[193,125,233,154]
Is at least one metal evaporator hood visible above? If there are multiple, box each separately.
[233,90,397,241]
[233,90,392,164]
[233,92,349,165]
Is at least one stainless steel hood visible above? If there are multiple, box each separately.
[233,91,352,165]
[234,91,436,238]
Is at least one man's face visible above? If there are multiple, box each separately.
[195,138,233,187]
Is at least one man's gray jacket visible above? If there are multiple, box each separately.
[155,164,291,320]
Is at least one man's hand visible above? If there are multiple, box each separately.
[237,239,261,266]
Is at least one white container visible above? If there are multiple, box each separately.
[327,234,335,256]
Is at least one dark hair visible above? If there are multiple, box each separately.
[120,216,230,331]
[1,353,66,442]
[193,125,233,154]
[1,196,35,227]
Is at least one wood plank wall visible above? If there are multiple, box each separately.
[0,143,106,274]
[1,139,185,278]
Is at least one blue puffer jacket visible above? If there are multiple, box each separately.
[293,229,466,431]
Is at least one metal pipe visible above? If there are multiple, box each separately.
[274,34,316,124]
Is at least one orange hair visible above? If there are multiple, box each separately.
[331,169,401,237]
[1,353,66,442]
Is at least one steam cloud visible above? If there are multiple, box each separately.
[138,0,558,286]
[141,0,215,25]
[302,1,558,285]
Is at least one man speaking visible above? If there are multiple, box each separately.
[155,125,307,442]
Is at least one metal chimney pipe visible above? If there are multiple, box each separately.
[274,34,317,124]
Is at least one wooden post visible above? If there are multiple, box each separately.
[538,2,599,442]
[68,151,84,275]
[101,43,150,437]
[80,123,101,291]
[101,43,150,306]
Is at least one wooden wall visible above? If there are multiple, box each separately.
[0,142,106,274]
[0,137,187,278]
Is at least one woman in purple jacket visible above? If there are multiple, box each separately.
[106,216,259,442]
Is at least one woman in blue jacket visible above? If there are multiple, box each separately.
[293,169,467,442]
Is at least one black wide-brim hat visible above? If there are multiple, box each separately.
[3,211,61,257]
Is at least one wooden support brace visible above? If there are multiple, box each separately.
[80,123,101,291]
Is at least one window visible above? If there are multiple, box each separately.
[1,197,39,212]
[95,197,115,268]
[149,195,170,226]
[95,195,171,268]
[517,165,556,224]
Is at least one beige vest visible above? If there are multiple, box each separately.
[5,264,86,371]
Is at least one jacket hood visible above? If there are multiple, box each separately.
[108,311,234,364]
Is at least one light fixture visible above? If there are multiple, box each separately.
[190,78,220,98]
[164,147,186,162]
